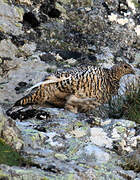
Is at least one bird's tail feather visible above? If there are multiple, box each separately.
[14,75,71,107]
[14,86,43,107]
[14,93,37,106]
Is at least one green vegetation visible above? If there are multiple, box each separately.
[0,138,25,166]
[121,153,140,172]
[123,89,140,124]
[108,88,140,124]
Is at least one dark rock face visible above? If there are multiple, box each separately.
[11,35,25,47]
[23,12,40,28]
[0,32,6,41]
[55,50,82,60]
[47,8,61,18]
[39,0,61,21]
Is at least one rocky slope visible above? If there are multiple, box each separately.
[0,0,140,179]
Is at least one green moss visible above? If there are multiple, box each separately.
[2,0,9,4]
[116,126,126,134]
[41,178,50,180]
[46,68,56,73]
[132,0,140,8]
[75,121,83,128]
[0,27,4,33]
[0,138,26,166]
[0,172,9,180]
[15,6,24,20]
[66,174,75,180]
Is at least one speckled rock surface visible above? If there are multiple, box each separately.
[0,0,140,179]
[0,108,140,179]
[0,107,23,150]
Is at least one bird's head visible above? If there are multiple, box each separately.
[111,62,135,80]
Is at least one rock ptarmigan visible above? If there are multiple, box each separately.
[12,62,135,113]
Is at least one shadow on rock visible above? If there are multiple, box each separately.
[6,106,50,121]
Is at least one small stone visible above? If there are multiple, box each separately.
[71,128,87,138]
[101,119,111,126]
[119,139,127,149]
[128,128,136,137]
[15,141,23,150]
[88,45,97,52]
[66,58,77,65]
[112,128,121,139]
[135,25,140,36]
[117,18,128,25]
[129,137,137,147]
[54,153,67,161]
[55,53,63,61]
[108,13,118,22]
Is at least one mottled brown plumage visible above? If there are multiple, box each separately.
[14,62,135,113]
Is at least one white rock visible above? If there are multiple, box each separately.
[129,137,137,147]
[90,127,113,148]
[108,13,117,22]
[71,128,87,138]
[136,135,140,141]
[66,58,77,65]
[135,25,140,36]
[126,0,136,13]
[84,144,110,164]
[119,74,140,96]
[124,146,133,152]
[134,52,140,65]
[108,13,129,26]
[117,18,128,25]
[101,119,112,126]
[0,2,23,35]
[128,128,136,137]
[112,128,121,139]
[114,119,136,128]
[128,18,135,29]
[56,53,63,61]
[0,39,18,58]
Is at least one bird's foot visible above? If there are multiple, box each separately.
[65,95,101,113]
[65,104,78,113]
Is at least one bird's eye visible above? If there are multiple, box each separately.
[124,65,128,68]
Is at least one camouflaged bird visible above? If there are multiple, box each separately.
[13,62,135,113]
